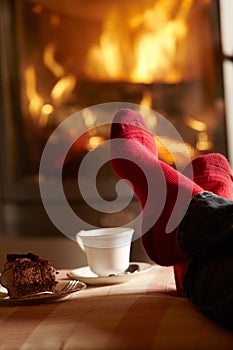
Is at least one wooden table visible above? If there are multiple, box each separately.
[1,265,233,350]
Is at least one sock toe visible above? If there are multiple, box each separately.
[192,153,232,175]
[183,153,233,200]
[111,108,158,157]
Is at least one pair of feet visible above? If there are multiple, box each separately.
[110,108,233,269]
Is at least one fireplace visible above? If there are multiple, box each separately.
[0,0,232,237]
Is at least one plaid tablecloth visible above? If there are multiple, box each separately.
[0,265,233,350]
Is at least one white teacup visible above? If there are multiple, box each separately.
[76,227,134,276]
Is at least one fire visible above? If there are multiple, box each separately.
[43,43,77,105]
[185,116,207,132]
[25,43,77,125]
[88,136,105,150]
[82,108,97,128]
[155,135,197,166]
[23,0,214,163]
[51,75,76,105]
[25,66,44,120]
[85,13,126,81]
[139,90,158,129]
[43,43,64,78]
[185,116,212,151]
[140,90,153,109]
[85,0,195,84]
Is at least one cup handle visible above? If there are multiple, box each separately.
[76,231,85,252]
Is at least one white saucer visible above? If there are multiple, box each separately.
[67,262,153,285]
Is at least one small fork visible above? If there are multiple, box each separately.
[56,280,79,295]
[19,280,80,299]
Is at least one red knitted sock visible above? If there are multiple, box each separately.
[174,153,233,295]
[111,108,158,156]
[110,108,203,266]
[183,153,233,200]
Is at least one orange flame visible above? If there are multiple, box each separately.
[85,0,195,83]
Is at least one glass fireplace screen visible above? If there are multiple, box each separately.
[0,0,228,236]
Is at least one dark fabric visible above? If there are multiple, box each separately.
[179,191,233,329]
[179,191,233,259]
[183,254,233,329]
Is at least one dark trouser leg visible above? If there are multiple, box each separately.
[183,254,233,329]
[178,192,233,329]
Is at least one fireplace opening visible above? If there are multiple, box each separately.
[0,0,228,237]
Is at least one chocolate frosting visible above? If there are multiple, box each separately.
[6,253,39,262]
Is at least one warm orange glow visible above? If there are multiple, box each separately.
[32,5,43,14]
[43,43,64,78]
[25,66,44,120]
[41,104,54,115]
[23,0,213,166]
[140,90,153,109]
[85,0,195,84]
[86,15,124,81]
[25,41,77,126]
[88,136,105,150]
[39,104,54,127]
[155,135,197,166]
[139,91,157,129]
[196,132,212,151]
[51,75,76,104]
[185,116,207,131]
[50,14,60,27]
[82,108,97,128]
